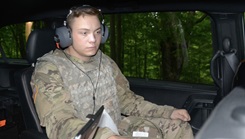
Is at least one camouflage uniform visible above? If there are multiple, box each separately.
[31,49,193,139]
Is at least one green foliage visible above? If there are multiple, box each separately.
[103,11,213,84]
[0,24,26,58]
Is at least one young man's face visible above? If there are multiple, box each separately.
[67,15,102,61]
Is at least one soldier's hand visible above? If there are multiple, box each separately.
[170,109,191,122]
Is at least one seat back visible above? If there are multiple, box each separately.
[232,59,245,87]
[14,28,56,137]
[210,48,239,105]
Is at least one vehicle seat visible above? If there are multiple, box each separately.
[232,59,245,87]
[14,28,56,139]
[210,38,239,105]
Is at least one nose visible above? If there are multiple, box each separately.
[89,33,96,43]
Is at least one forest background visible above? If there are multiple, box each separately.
[0,11,213,85]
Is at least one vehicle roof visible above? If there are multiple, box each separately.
[2,0,245,27]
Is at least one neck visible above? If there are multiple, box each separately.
[65,48,92,62]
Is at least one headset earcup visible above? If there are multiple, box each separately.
[101,24,109,44]
[55,26,72,49]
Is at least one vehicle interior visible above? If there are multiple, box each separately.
[1,1,245,139]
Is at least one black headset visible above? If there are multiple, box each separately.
[54,5,109,49]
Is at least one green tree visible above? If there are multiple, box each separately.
[104,11,212,84]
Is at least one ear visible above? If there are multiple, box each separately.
[54,26,72,49]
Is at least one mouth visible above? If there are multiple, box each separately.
[86,46,97,51]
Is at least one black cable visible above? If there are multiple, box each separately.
[62,50,102,114]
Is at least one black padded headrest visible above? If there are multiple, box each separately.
[26,29,56,64]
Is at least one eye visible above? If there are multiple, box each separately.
[96,29,102,34]
[79,31,87,36]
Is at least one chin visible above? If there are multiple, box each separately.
[87,51,98,57]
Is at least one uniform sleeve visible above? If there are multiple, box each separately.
[110,60,175,119]
[31,60,116,139]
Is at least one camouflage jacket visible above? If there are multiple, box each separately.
[31,49,175,139]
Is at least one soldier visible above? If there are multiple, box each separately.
[31,5,194,139]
